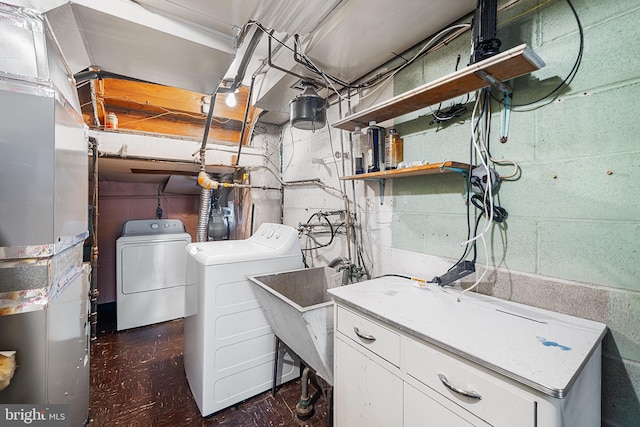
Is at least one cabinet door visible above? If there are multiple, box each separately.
[334,337,402,427]
[405,382,483,427]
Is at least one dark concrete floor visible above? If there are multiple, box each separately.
[87,315,329,427]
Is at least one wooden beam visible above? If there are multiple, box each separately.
[83,78,256,144]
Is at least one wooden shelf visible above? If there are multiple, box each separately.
[333,44,544,131]
[341,161,472,181]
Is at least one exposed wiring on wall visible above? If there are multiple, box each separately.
[499,0,555,27]
[491,156,519,179]
[445,89,510,298]
[429,103,469,126]
[461,92,496,246]
[496,0,584,110]
[457,232,489,301]
[355,24,472,104]
[256,20,471,102]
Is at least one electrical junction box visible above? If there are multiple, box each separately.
[471,166,500,194]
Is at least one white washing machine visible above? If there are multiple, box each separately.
[116,219,192,331]
[184,223,303,417]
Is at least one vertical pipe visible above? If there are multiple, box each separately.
[89,78,100,127]
[295,366,314,419]
[88,137,99,340]
[196,92,218,242]
[196,188,211,242]
[234,75,256,166]
[250,203,255,235]
[337,99,352,263]
[346,89,360,274]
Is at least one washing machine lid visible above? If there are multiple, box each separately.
[120,219,186,236]
[187,240,278,265]
[187,223,301,265]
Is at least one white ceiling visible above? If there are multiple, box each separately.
[28,0,478,186]
[40,0,476,112]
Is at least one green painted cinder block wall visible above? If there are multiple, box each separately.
[389,0,640,425]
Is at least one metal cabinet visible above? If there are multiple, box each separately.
[330,278,606,427]
[334,323,403,427]
[334,305,403,427]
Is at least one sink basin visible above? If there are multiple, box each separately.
[248,266,343,385]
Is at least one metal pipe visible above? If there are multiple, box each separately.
[234,74,256,166]
[196,188,211,242]
[197,171,279,191]
[295,366,314,420]
[97,151,201,165]
[89,137,99,340]
[220,26,264,93]
[89,78,100,127]
[327,257,350,268]
[198,24,263,183]
[199,92,218,172]
[337,99,353,263]
[267,33,315,83]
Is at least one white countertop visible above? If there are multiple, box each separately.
[328,277,607,398]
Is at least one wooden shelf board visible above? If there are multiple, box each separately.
[333,44,544,131]
[341,161,472,180]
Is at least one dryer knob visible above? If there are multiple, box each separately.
[266,229,275,239]
[151,223,159,229]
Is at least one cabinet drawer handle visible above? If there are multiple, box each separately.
[437,374,482,400]
[353,327,376,342]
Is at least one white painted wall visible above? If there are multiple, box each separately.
[255,81,456,280]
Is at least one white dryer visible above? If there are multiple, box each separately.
[116,219,192,331]
[184,223,303,417]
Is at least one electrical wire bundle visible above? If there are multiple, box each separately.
[446,88,513,299]
[493,0,584,111]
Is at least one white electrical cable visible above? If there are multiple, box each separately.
[491,157,519,179]
[457,232,489,301]
[460,92,494,247]
[293,23,471,102]
[357,24,472,103]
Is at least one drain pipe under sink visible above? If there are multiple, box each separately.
[296,366,315,420]
[328,257,351,286]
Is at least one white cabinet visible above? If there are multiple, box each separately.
[329,278,606,427]
[404,337,536,427]
[334,338,403,427]
[334,305,403,426]
[404,382,481,427]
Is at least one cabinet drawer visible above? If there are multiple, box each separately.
[404,337,536,427]
[337,306,400,367]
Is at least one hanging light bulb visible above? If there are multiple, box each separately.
[225,92,237,108]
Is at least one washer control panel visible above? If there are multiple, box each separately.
[250,223,300,254]
[121,219,186,236]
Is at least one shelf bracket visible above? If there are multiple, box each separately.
[364,178,385,205]
[475,70,512,95]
